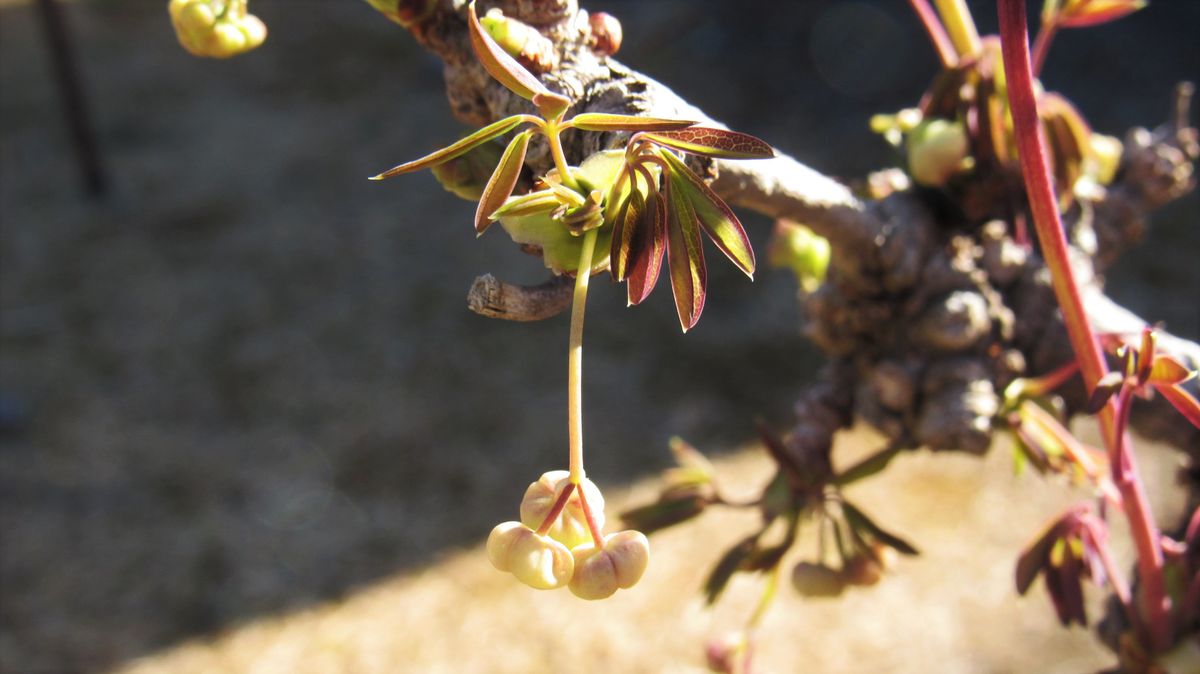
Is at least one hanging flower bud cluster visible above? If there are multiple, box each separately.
[168,0,266,58]
[488,471,650,600]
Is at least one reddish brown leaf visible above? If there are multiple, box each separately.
[608,189,645,281]
[1016,519,1061,595]
[1085,371,1124,414]
[625,186,667,306]
[664,172,707,331]
[475,130,532,233]
[642,127,774,159]
[659,150,755,277]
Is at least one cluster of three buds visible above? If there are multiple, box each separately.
[488,471,649,600]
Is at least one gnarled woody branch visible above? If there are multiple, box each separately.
[385,0,1199,454]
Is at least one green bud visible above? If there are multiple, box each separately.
[907,118,969,187]
[767,219,830,292]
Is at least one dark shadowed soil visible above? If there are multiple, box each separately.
[1,1,1196,672]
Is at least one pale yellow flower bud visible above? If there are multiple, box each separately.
[519,470,605,549]
[168,0,267,58]
[568,530,650,600]
[487,521,574,590]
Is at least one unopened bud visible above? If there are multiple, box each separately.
[841,555,884,586]
[568,530,650,600]
[587,12,623,56]
[704,631,748,674]
[907,118,969,187]
[169,0,267,58]
[790,561,846,598]
[487,521,574,590]
[520,470,605,549]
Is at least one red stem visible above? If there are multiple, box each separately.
[1030,21,1057,77]
[1086,517,1133,624]
[997,0,1170,653]
[575,480,605,547]
[535,482,576,537]
[907,0,958,68]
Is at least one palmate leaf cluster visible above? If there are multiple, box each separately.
[371,2,773,331]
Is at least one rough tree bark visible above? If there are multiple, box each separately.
[391,0,1199,461]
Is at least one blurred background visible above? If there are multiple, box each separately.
[1,1,1196,672]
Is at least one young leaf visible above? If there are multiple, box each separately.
[618,493,709,535]
[625,186,667,306]
[664,173,708,331]
[704,534,759,605]
[642,127,774,159]
[1085,371,1124,414]
[659,150,755,277]
[841,502,919,555]
[475,130,532,234]
[569,113,697,132]
[1146,355,1194,387]
[833,443,903,486]
[1016,520,1059,594]
[466,2,570,118]
[370,115,526,180]
[1056,0,1146,28]
[609,189,646,281]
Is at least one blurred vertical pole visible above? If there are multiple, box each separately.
[35,0,107,198]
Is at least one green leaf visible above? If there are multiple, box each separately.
[642,127,774,159]
[659,150,755,278]
[664,172,707,331]
[475,130,532,234]
[703,534,758,605]
[466,2,569,118]
[625,185,666,306]
[569,113,697,132]
[842,502,919,556]
[370,115,526,180]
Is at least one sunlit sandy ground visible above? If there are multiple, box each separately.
[114,424,1187,674]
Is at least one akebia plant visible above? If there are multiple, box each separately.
[168,0,1199,670]
[368,2,771,598]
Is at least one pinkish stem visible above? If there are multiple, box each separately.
[908,0,957,68]
[997,0,1170,653]
[535,481,576,537]
[575,481,605,547]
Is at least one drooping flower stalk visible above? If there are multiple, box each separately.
[996,0,1170,652]
[567,227,598,487]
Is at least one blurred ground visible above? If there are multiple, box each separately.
[0,1,1196,673]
